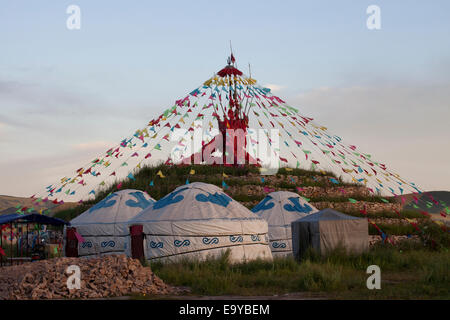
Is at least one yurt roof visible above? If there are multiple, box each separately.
[70,189,155,225]
[252,191,318,216]
[294,208,364,222]
[130,182,262,223]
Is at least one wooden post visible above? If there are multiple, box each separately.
[10,224,13,265]
[26,223,29,257]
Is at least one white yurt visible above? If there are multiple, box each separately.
[66,189,155,257]
[251,191,318,257]
[127,182,273,263]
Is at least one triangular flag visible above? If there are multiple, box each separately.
[74,232,85,243]
[156,170,165,178]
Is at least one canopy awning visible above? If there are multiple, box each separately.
[0,213,69,226]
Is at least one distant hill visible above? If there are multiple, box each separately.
[0,195,78,216]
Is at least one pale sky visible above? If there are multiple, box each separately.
[1,0,449,197]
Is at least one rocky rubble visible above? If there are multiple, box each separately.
[313,201,402,214]
[369,235,420,246]
[228,184,370,199]
[0,255,181,300]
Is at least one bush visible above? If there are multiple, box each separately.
[418,220,450,250]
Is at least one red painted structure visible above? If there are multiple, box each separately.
[187,56,258,166]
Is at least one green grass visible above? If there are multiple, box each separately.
[369,223,418,236]
[309,195,394,203]
[345,210,427,220]
[53,204,92,221]
[148,245,450,299]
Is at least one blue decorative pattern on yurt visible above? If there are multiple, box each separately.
[272,242,287,249]
[101,240,115,248]
[195,192,232,207]
[153,188,186,209]
[230,235,243,243]
[283,197,314,213]
[125,192,154,209]
[149,241,163,248]
[81,241,92,248]
[174,239,190,247]
[202,237,219,245]
[88,194,118,213]
[251,196,275,212]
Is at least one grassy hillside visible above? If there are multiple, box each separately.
[53,163,355,221]
[51,164,447,245]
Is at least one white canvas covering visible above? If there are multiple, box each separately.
[69,189,155,257]
[128,182,273,262]
[291,208,369,259]
[252,191,318,257]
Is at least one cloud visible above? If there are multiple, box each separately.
[0,123,4,139]
[0,79,88,114]
[72,141,114,151]
[264,83,284,92]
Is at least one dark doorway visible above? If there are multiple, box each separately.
[130,225,144,260]
[65,227,79,257]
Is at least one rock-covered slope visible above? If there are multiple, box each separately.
[52,164,439,245]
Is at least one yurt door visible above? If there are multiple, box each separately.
[65,227,79,257]
[130,225,144,260]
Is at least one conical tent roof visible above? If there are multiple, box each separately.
[128,182,272,262]
[295,208,363,222]
[71,189,155,226]
[132,182,259,223]
[69,189,155,257]
[252,191,318,256]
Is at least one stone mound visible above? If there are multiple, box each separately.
[0,255,179,300]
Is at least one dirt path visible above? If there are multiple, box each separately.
[115,292,328,300]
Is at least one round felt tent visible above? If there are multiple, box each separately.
[252,191,318,256]
[127,182,272,262]
[66,189,155,257]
